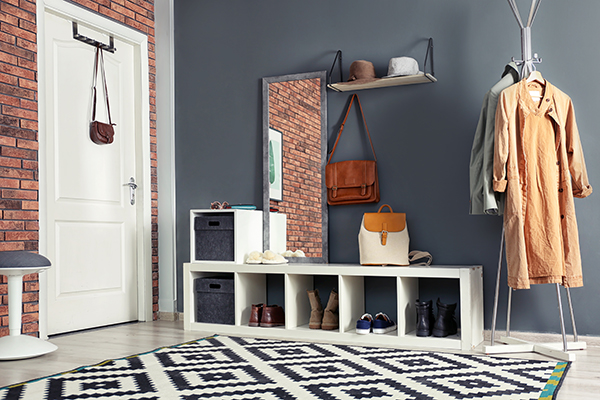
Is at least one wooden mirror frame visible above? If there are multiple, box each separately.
[262,71,328,263]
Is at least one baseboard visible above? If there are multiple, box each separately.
[158,312,184,321]
[484,330,600,347]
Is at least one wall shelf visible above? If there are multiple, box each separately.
[183,262,484,351]
[328,72,437,92]
[327,38,436,92]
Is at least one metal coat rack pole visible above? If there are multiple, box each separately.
[484,0,586,362]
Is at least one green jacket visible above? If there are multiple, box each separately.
[469,63,519,215]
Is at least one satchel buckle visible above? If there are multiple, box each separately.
[361,184,366,196]
[381,230,388,246]
[332,186,338,198]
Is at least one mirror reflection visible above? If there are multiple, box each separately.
[262,71,328,262]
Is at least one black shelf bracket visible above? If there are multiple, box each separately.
[72,22,116,53]
[328,50,343,85]
[424,37,434,77]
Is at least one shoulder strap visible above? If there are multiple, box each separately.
[327,94,377,165]
[91,46,113,125]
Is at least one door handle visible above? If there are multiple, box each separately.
[124,177,137,205]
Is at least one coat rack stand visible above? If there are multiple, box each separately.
[483,0,586,362]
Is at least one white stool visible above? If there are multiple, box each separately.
[0,251,58,360]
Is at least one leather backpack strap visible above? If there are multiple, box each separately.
[354,94,377,162]
[327,94,377,165]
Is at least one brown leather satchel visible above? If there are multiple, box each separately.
[326,94,380,205]
[90,46,115,145]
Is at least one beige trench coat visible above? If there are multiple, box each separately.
[494,79,592,290]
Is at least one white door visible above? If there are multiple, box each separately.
[43,11,139,335]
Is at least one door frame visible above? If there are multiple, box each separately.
[37,0,153,338]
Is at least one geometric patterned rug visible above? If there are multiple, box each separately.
[0,335,569,400]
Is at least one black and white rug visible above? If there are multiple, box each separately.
[1,335,569,399]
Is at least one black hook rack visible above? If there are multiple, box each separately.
[72,22,116,53]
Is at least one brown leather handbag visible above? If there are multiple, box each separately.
[90,46,115,145]
[326,94,380,205]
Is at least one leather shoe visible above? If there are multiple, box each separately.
[260,305,285,327]
[249,303,263,327]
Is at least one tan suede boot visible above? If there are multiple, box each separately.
[307,289,323,329]
[321,289,339,330]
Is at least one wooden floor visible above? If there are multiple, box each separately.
[0,320,599,399]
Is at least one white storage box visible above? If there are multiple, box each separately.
[190,209,263,263]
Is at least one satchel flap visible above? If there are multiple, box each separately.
[363,212,406,232]
[325,160,376,189]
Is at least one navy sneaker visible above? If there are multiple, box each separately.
[373,312,397,334]
[356,313,373,335]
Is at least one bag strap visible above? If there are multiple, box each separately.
[378,204,393,213]
[327,94,377,165]
[408,250,433,266]
[91,46,113,125]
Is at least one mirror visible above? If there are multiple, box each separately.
[262,71,328,263]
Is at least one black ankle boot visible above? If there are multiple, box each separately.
[432,298,458,337]
[416,299,435,337]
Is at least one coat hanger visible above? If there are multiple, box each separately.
[526,69,545,85]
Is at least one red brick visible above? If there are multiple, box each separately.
[21,200,36,210]
[2,189,36,200]
[111,2,135,18]
[18,77,36,90]
[98,5,126,23]
[1,1,35,21]
[0,92,20,107]
[18,18,36,34]
[24,220,37,230]
[1,146,36,160]
[70,0,100,12]
[15,37,35,54]
[0,51,17,65]
[16,138,36,150]
[0,241,24,251]
[0,81,32,99]
[1,105,37,121]
[0,23,36,44]
[0,156,22,168]
[0,199,21,209]
[0,220,23,229]
[3,209,37,219]
[19,119,36,130]
[21,322,38,333]
[0,178,19,188]
[22,159,36,170]
[19,0,37,14]
[19,179,36,190]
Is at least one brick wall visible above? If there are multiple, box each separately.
[0,0,158,338]
[269,79,323,257]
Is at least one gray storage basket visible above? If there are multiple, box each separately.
[194,213,234,261]
[194,277,235,325]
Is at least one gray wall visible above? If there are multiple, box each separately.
[174,0,600,335]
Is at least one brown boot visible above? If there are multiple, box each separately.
[321,289,339,330]
[307,289,323,329]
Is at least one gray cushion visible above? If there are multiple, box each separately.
[0,251,51,268]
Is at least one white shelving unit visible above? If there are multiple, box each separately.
[183,262,484,351]
[190,209,263,263]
